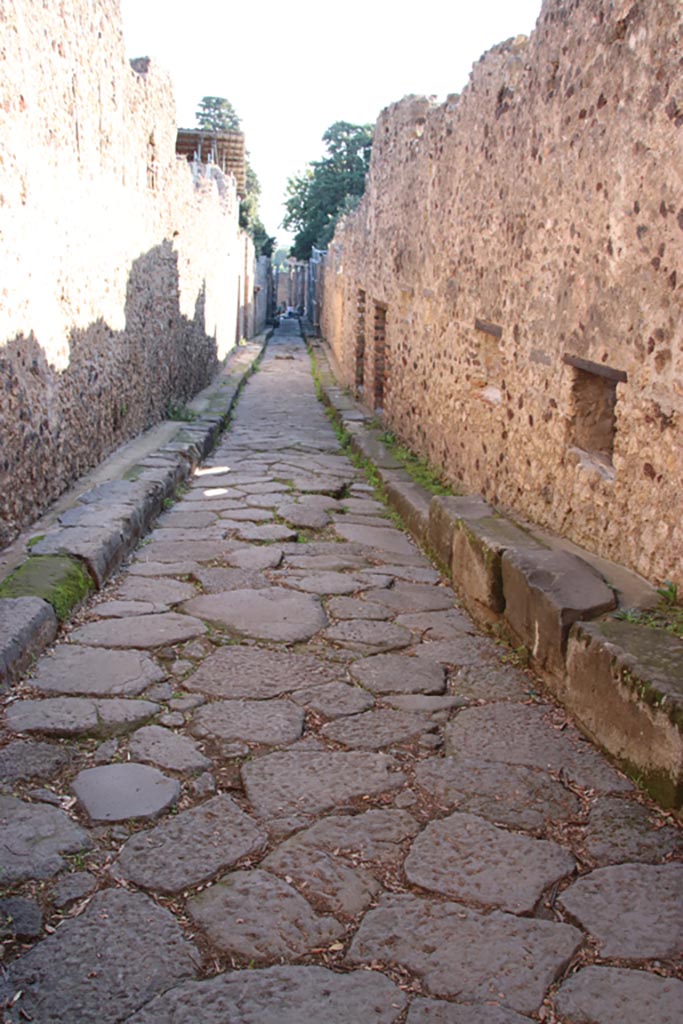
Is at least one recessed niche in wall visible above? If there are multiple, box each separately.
[355,289,366,393]
[147,134,158,191]
[473,318,503,404]
[373,302,388,411]
[564,354,627,468]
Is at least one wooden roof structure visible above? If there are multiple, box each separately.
[176,129,246,196]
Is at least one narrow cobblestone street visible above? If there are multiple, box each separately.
[1,321,682,1023]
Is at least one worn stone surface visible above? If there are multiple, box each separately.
[0,597,58,686]
[128,965,407,1024]
[582,795,683,864]
[412,635,502,666]
[51,871,97,908]
[553,966,683,1024]
[190,698,305,748]
[225,545,284,569]
[290,680,375,718]
[0,740,71,786]
[347,893,582,1014]
[194,566,270,592]
[72,763,180,822]
[322,619,413,653]
[70,612,207,649]
[322,708,434,750]
[278,502,331,528]
[128,724,211,772]
[29,645,165,696]
[351,653,446,695]
[0,795,91,883]
[0,897,44,939]
[184,644,340,698]
[447,703,633,792]
[182,587,327,642]
[6,696,159,737]
[364,584,455,613]
[405,812,575,913]
[334,522,416,555]
[187,869,343,960]
[415,757,580,831]
[115,794,267,893]
[449,663,533,702]
[326,596,393,620]
[407,1000,533,1024]
[287,571,363,595]
[2,890,198,1023]
[115,577,198,605]
[242,749,404,818]
[558,863,683,958]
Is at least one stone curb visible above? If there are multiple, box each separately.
[305,330,683,810]
[0,336,270,689]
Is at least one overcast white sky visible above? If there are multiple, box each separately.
[120,0,543,247]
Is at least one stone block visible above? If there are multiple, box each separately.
[0,597,58,687]
[0,555,94,621]
[383,471,431,545]
[566,618,683,809]
[440,496,542,620]
[31,524,130,588]
[501,547,616,678]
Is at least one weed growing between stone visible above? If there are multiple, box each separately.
[378,431,453,496]
[616,581,683,640]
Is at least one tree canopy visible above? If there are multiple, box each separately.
[195,96,274,257]
[195,96,241,132]
[283,121,373,260]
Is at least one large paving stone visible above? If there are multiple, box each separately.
[29,645,165,696]
[347,893,582,1015]
[404,812,575,913]
[351,653,446,695]
[0,896,44,939]
[187,868,343,959]
[0,795,91,883]
[287,571,363,595]
[70,612,207,648]
[326,596,393,620]
[285,553,368,571]
[194,566,270,592]
[135,539,236,563]
[264,808,419,916]
[6,696,159,737]
[360,563,442,584]
[321,620,413,653]
[0,596,58,687]
[30,526,127,587]
[449,663,533,702]
[242,749,404,818]
[582,795,683,864]
[395,608,475,639]
[115,576,198,605]
[0,739,71,786]
[415,757,580,832]
[127,559,201,577]
[182,587,327,642]
[334,522,417,555]
[233,523,298,542]
[115,794,267,893]
[226,545,284,569]
[446,703,633,792]
[558,862,683,958]
[553,966,683,1024]
[127,965,407,1024]
[277,502,331,528]
[363,584,455,613]
[1,889,198,1023]
[190,699,305,748]
[412,635,502,666]
[128,725,211,772]
[322,708,434,750]
[72,763,180,821]
[290,680,375,718]
[407,999,533,1023]
[184,644,341,698]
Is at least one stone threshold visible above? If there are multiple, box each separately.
[305,328,683,813]
[0,335,270,688]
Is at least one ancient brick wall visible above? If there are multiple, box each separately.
[0,0,254,548]
[322,0,683,587]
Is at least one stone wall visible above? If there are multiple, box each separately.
[322,0,683,587]
[0,0,258,548]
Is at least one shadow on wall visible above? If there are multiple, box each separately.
[0,240,219,549]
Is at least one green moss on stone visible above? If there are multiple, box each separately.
[0,555,93,621]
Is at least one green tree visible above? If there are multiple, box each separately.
[195,96,241,132]
[283,121,373,259]
[240,161,275,257]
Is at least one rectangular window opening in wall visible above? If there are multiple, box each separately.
[564,354,627,468]
[373,302,388,411]
[355,289,366,392]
